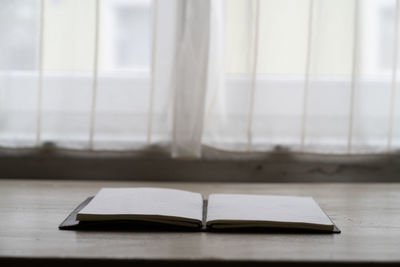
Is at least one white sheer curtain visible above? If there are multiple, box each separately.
[1,0,400,157]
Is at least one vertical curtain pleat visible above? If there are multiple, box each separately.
[387,0,400,151]
[171,0,210,158]
[146,0,158,145]
[300,0,314,151]
[36,0,45,146]
[347,0,360,153]
[89,0,100,150]
[203,0,225,149]
[246,0,260,151]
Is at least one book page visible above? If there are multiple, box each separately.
[206,194,334,230]
[77,188,203,224]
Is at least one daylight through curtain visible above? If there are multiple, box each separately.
[1,0,400,157]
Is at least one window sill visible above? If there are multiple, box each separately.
[0,146,399,182]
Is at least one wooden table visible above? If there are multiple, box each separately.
[0,180,399,266]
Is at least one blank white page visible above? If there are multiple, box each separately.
[206,194,333,229]
[78,188,203,222]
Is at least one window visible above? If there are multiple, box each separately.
[1,0,399,156]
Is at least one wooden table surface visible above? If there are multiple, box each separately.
[0,180,399,266]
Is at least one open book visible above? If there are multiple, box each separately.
[59,187,340,233]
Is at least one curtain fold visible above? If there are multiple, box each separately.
[171,0,210,158]
[0,0,399,157]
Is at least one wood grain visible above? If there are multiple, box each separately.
[0,180,399,266]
